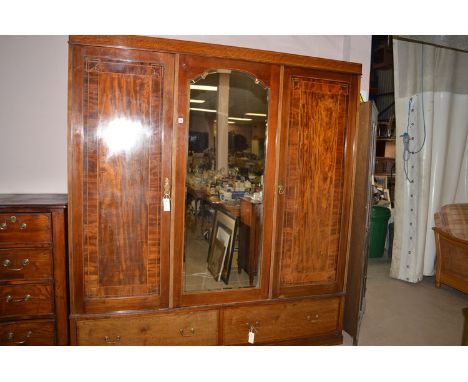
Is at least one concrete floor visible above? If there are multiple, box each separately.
[344,257,468,345]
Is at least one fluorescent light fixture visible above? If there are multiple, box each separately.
[190,108,217,113]
[190,99,206,104]
[245,113,267,117]
[228,121,236,124]
[190,85,218,91]
[228,117,253,121]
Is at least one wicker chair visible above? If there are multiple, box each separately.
[433,203,468,293]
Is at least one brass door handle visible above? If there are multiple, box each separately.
[278,182,285,195]
[5,294,32,303]
[104,335,121,344]
[3,258,30,271]
[179,328,195,337]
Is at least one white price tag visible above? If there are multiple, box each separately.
[163,198,171,212]
[248,330,255,344]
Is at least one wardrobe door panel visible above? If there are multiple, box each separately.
[69,46,174,313]
[274,67,358,297]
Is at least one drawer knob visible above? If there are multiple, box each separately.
[0,222,7,231]
[19,223,27,230]
[104,336,121,344]
[179,328,195,337]
[3,258,30,271]
[10,216,17,223]
[5,294,32,303]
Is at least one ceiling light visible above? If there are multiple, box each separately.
[245,113,267,117]
[190,85,218,91]
[228,117,253,121]
[190,99,206,104]
[190,108,217,113]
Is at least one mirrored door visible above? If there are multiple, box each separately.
[173,55,280,306]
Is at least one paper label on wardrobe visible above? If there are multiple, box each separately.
[163,198,171,212]
[248,331,255,344]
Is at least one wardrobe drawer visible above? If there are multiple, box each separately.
[76,309,219,345]
[0,248,52,281]
[222,297,341,345]
[0,320,56,345]
[0,213,51,245]
[0,284,53,317]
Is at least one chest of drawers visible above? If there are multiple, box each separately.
[0,194,68,345]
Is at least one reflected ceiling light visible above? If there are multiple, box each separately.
[228,121,236,124]
[228,117,253,121]
[245,113,267,117]
[97,117,150,158]
[190,85,218,91]
[190,99,206,104]
[190,108,217,113]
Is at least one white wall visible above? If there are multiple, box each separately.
[0,36,68,193]
[0,35,371,194]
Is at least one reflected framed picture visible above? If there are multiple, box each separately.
[207,237,228,281]
[374,175,387,190]
[207,209,237,285]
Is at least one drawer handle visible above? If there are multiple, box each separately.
[245,320,260,332]
[5,294,32,303]
[10,216,17,223]
[7,330,32,345]
[19,223,27,230]
[104,336,121,344]
[3,258,30,271]
[0,222,7,231]
[306,314,319,323]
[179,328,195,337]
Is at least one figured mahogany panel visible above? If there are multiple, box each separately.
[69,45,174,312]
[275,68,358,296]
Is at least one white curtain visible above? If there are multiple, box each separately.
[390,39,468,283]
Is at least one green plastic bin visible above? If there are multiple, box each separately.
[369,206,391,258]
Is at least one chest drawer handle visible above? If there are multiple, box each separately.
[306,314,319,322]
[3,258,30,271]
[104,336,121,344]
[19,223,27,230]
[179,328,195,337]
[5,294,32,303]
[7,330,32,344]
[0,222,7,231]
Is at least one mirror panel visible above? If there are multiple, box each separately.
[183,70,268,293]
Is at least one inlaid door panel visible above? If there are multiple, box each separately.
[69,45,174,313]
[274,67,358,297]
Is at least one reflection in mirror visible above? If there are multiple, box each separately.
[184,70,268,293]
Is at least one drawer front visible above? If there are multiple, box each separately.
[222,298,341,345]
[76,310,219,345]
[0,213,51,245]
[0,284,53,317]
[0,320,56,345]
[0,248,53,281]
